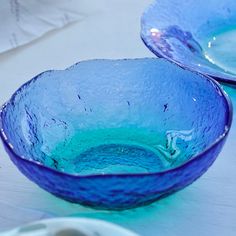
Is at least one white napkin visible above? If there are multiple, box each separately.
[0,0,86,53]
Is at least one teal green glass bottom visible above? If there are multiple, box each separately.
[202,26,236,75]
[43,128,182,175]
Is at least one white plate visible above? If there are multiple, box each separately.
[0,217,139,236]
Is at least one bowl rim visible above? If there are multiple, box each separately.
[140,0,236,86]
[0,58,233,178]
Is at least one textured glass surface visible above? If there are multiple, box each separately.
[141,0,236,85]
[0,59,232,210]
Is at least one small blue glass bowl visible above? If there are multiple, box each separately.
[141,0,236,85]
[0,59,232,210]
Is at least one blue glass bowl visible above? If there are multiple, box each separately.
[141,0,236,85]
[0,59,232,210]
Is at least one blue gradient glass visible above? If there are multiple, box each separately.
[0,59,232,210]
[141,0,236,85]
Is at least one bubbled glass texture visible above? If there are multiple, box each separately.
[0,59,232,210]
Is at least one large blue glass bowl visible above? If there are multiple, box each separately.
[141,0,236,85]
[0,59,232,210]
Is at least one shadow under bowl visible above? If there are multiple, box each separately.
[0,58,232,210]
[141,0,236,85]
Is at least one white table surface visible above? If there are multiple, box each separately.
[0,1,236,235]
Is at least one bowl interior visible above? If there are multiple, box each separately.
[141,0,236,83]
[1,59,229,175]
